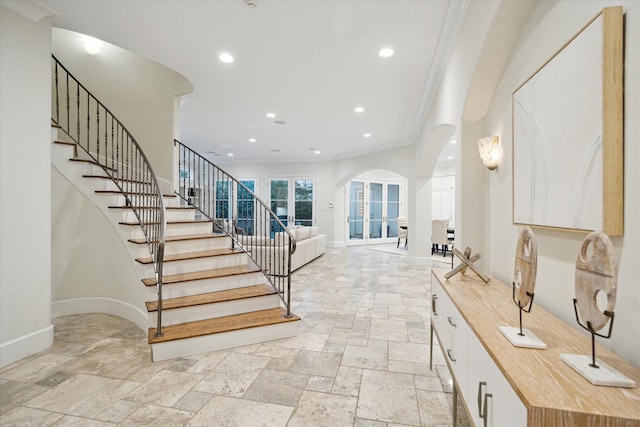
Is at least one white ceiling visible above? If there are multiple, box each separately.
[41,0,468,164]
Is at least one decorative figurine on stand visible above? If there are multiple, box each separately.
[560,231,635,388]
[499,227,547,349]
[444,247,490,283]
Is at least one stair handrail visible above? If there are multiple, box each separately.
[174,140,296,317]
[51,55,167,337]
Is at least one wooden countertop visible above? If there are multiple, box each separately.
[432,268,640,426]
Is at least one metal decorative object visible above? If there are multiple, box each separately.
[561,231,635,388]
[499,227,546,349]
[445,247,490,283]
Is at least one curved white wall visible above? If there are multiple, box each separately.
[51,29,193,184]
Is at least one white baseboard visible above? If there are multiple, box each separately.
[52,297,148,332]
[0,324,54,368]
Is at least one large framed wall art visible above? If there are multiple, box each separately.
[512,6,623,236]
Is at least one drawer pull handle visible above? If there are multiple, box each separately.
[482,392,492,427]
[447,316,457,327]
[477,381,486,417]
[446,349,456,362]
[432,295,438,316]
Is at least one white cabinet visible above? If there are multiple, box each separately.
[465,332,526,427]
[431,273,525,426]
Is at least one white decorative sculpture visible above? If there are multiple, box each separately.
[500,227,547,349]
[560,231,635,388]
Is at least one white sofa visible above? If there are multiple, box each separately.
[237,225,326,273]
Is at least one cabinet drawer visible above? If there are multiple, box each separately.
[431,278,466,380]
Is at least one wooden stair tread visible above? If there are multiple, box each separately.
[110,205,194,210]
[53,140,76,147]
[136,247,243,264]
[148,307,299,344]
[142,264,261,286]
[96,190,176,197]
[128,233,225,245]
[145,284,276,312]
[119,218,210,226]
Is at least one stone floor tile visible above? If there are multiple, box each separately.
[25,373,139,418]
[327,327,369,346]
[95,400,141,423]
[192,352,269,397]
[243,369,307,407]
[287,390,357,427]
[389,342,430,364]
[186,395,292,426]
[51,414,117,426]
[305,375,334,392]
[332,366,363,397]
[357,369,421,426]
[185,351,229,375]
[0,379,48,415]
[271,332,329,351]
[172,391,212,413]
[126,369,203,407]
[288,350,341,377]
[341,345,387,370]
[369,318,408,342]
[0,353,73,383]
[120,404,194,426]
[416,389,452,426]
[0,406,64,426]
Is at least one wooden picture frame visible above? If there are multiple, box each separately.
[512,6,623,236]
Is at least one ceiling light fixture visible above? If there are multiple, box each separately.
[314,150,321,154]
[84,37,101,55]
[354,107,365,113]
[363,133,371,138]
[447,156,454,160]
[451,140,457,144]
[266,113,276,118]
[249,138,256,142]
[378,47,394,58]
[219,52,234,63]
[227,153,234,157]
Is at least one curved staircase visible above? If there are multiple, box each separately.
[51,56,299,362]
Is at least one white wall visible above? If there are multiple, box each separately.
[0,6,53,367]
[482,0,640,367]
[51,29,192,184]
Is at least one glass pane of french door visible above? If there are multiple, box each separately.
[270,179,289,234]
[369,183,383,239]
[237,180,255,235]
[387,184,400,238]
[294,179,314,227]
[349,181,365,240]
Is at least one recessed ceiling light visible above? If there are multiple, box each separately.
[447,156,454,160]
[354,107,365,113]
[266,112,276,118]
[273,120,287,125]
[363,133,371,138]
[219,52,234,63]
[314,150,321,154]
[84,37,100,55]
[227,153,234,157]
[249,138,256,143]
[378,47,394,58]
[450,140,457,144]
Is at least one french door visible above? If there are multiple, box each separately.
[214,178,257,234]
[347,180,401,245]
[268,177,315,233]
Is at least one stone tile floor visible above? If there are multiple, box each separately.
[0,246,470,426]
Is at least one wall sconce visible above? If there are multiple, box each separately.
[478,136,501,170]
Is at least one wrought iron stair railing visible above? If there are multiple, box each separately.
[52,55,167,336]
[175,140,296,317]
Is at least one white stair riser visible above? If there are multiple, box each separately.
[145,272,267,300]
[140,253,249,276]
[149,295,281,327]
[150,319,299,361]
[99,193,178,208]
[130,236,230,258]
[117,208,196,223]
[125,221,212,239]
